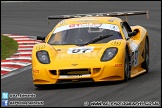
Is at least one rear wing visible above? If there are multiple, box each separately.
[47,10,149,24]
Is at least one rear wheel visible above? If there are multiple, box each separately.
[142,38,149,72]
[123,49,130,81]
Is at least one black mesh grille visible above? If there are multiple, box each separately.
[59,69,91,75]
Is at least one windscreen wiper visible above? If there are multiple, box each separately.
[78,34,113,46]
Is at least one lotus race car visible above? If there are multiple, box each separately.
[32,11,149,88]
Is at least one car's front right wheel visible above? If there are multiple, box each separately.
[123,49,130,82]
[34,84,47,89]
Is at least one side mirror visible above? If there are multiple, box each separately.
[37,36,45,42]
[128,29,139,37]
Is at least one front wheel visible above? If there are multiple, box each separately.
[34,84,48,89]
[123,49,130,82]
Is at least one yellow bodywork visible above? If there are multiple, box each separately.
[32,17,149,85]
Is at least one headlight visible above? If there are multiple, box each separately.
[101,47,118,61]
[36,50,50,64]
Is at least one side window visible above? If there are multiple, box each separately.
[122,26,129,40]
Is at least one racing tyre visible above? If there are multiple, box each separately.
[34,84,46,89]
[123,49,130,82]
[142,38,149,73]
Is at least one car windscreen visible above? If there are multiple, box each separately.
[48,23,122,45]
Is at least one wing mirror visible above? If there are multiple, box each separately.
[37,36,45,42]
[128,29,139,37]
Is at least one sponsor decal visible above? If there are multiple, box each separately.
[53,24,120,34]
[110,25,119,30]
[69,23,102,28]
[130,42,139,66]
[130,42,138,51]
[67,47,94,54]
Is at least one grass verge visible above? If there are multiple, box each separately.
[1,35,18,60]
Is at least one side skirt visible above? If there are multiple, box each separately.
[130,65,146,78]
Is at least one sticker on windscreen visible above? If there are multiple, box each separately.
[110,25,119,30]
[53,23,120,34]
[69,23,102,28]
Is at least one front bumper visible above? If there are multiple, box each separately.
[32,62,124,85]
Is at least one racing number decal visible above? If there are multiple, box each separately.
[68,47,94,54]
[72,49,90,53]
[71,49,81,53]
[36,44,45,50]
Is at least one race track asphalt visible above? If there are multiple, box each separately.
[1,1,161,107]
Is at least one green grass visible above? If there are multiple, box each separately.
[1,35,18,60]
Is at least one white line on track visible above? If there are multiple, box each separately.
[3,35,37,38]
[13,38,35,40]
[14,52,32,54]
[1,62,31,66]
[6,57,31,60]
[19,45,35,47]
[1,1,42,3]
[1,34,36,78]
[18,48,33,50]
[8,36,28,38]
[2,34,12,35]
[1,65,32,79]
[1,67,18,71]
[18,41,40,44]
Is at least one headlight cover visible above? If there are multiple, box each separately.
[101,47,118,61]
[36,50,50,64]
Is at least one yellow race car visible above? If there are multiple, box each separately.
[32,11,149,88]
